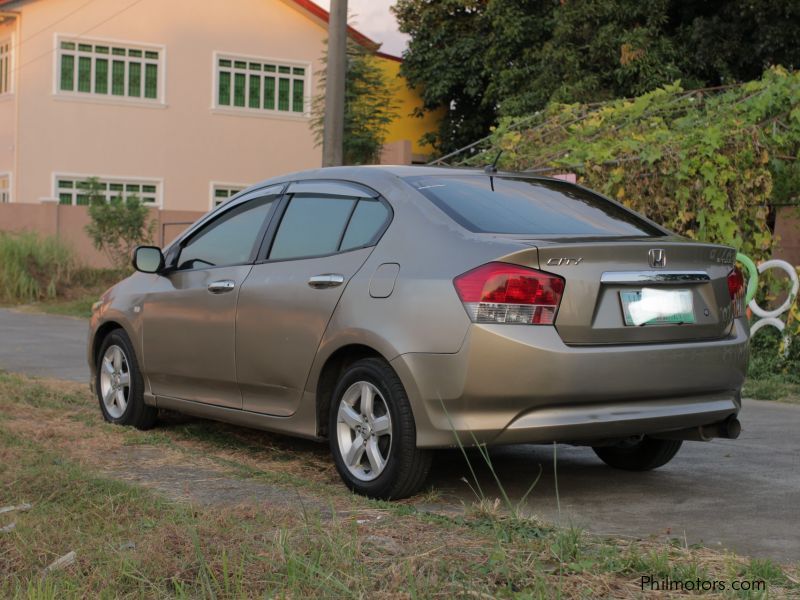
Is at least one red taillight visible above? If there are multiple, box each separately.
[453,262,565,325]
[727,267,745,318]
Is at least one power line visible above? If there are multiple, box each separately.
[7,0,103,54]
[13,0,150,77]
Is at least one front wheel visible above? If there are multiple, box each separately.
[96,329,157,430]
[329,358,431,499]
[593,437,682,471]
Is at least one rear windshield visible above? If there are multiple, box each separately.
[405,175,663,237]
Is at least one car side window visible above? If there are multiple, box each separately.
[340,199,390,251]
[177,196,276,270]
[269,195,356,260]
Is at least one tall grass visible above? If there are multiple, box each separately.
[0,232,76,303]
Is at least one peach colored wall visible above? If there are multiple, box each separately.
[0,203,204,267]
[0,16,16,178]
[10,0,324,210]
[379,139,411,165]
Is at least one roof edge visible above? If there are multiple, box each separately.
[0,0,403,60]
[282,0,380,52]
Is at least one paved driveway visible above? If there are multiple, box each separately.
[0,307,797,560]
[0,308,89,382]
[428,398,800,561]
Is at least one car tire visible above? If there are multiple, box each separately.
[95,329,157,430]
[592,437,682,471]
[329,357,432,500]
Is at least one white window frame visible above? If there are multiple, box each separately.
[53,34,166,106]
[210,181,249,210]
[211,51,311,119]
[0,35,14,97]
[52,173,163,208]
[0,172,11,203]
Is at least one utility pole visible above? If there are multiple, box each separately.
[322,0,347,167]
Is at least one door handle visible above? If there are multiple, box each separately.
[208,280,236,294]
[308,274,345,289]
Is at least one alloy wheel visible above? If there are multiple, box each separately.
[99,345,131,419]
[336,381,393,481]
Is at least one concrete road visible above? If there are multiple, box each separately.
[0,307,797,560]
[0,308,89,382]
[428,399,800,561]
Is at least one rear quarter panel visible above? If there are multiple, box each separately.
[305,174,534,390]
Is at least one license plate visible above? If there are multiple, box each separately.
[620,289,695,326]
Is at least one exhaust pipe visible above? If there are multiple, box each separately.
[653,416,741,442]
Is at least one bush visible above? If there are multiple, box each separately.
[748,327,800,383]
[0,232,76,303]
[463,67,800,262]
[84,178,154,270]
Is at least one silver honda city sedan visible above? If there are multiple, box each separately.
[87,166,749,499]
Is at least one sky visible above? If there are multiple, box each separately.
[313,0,409,57]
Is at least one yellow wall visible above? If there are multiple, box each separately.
[375,55,441,160]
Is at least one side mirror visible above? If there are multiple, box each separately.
[132,246,165,274]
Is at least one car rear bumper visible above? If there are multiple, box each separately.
[391,318,749,448]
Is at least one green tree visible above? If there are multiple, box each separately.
[393,0,800,155]
[392,0,495,155]
[84,178,154,270]
[312,42,398,165]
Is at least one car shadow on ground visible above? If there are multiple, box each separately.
[154,411,677,502]
[154,409,331,462]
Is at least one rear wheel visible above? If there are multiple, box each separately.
[96,329,157,430]
[329,358,431,499]
[593,437,682,471]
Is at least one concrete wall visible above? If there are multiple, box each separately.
[0,203,204,267]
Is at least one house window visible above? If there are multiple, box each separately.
[0,39,11,95]
[215,54,308,115]
[56,176,160,206]
[0,174,9,203]
[211,184,247,208]
[57,37,162,102]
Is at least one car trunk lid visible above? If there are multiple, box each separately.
[502,238,737,345]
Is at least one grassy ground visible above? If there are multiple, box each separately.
[742,378,800,405]
[1,373,797,598]
[3,268,123,319]
[0,230,124,318]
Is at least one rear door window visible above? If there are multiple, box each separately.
[268,186,391,261]
[406,175,663,237]
[269,195,355,260]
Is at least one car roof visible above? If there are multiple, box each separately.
[247,164,566,193]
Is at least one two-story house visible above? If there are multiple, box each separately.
[0,0,435,214]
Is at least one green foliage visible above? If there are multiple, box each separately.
[83,177,154,270]
[748,328,800,385]
[393,0,800,155]
[0,232,75,303]
[312,42,398,165]
[392,0,496,154]
[462,68,800,262]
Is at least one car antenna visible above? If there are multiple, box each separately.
[484,150,502,191]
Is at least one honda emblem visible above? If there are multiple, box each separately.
[648,249,666,268]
